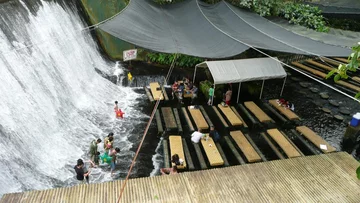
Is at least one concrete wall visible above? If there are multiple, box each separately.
[80,0,134,60]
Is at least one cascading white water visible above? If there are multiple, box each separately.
[0,0,150,196]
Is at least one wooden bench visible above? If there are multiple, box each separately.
[149,82,164,100]
[291,62,327,78]
[212,106,229,128]
[188,106,209,131]
[267,129,302,158]
[335,80,360,92]
[230,131,261,163]
[352,76,360,83]
[168,136,186,169]
[296,126,336,153]
[144,86,154,102]
[201,135,224,166]
[244,101,272,123]
[217,104,243,126]
[268,99,300,120]
[161,107,177,131]
[155,110,163,135]
[181,107,194,132]
[305,60,334,72]
[231,106,248,129]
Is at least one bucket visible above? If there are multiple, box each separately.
[350,113,360,127]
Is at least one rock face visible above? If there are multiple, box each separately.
[80,0,134,60]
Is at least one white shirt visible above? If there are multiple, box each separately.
[191,131,204,143]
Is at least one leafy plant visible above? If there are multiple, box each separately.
[279,2,329,32]
[357,165,360,180]
[326,42,360,98]
[146,52,204,67]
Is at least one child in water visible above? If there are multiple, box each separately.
[114,101,125,118]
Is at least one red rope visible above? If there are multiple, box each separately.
[116,54,178,203]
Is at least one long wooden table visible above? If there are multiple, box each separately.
[217,104,243,126]
[149,82,164,100]
[267,129,302,158]
[269,99,300,120]
[201,135,224,166]
[230,131,261,163]
[244,101,272,123]
[169,136,186,169]
[296,126,336,153]
[188,106,209,131]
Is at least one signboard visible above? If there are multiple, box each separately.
[123,49,137,61]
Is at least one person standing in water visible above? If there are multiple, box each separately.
[89,138,102,164]
[74,159,91,184]
[114,101,125,118]
[109,147,120,176]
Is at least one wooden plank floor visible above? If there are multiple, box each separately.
[230,130,261,163]
[2,152,360,203]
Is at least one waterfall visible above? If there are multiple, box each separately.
[0,0,148,196]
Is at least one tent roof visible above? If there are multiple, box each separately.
[196,57,286,84]
[99,0,351,58]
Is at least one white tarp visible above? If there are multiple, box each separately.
[196,57,286,84]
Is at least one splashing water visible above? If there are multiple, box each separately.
[0,0,149,196]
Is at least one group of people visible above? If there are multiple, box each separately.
[74,132,121,184]
[159,127,221,175]
[74,101,125,183]
[207,84,232,106]
[171,77,198,104]
[276,98,295,111]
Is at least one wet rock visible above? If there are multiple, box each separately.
[291,77,301,82]
[334,115,344,121]
[339,108,351,115]
[313,101,322,106]
[319,92,329,99]
[309,87,319,93]
[329,100,340,107]
[322,108,331,113]
[299,82,310,88]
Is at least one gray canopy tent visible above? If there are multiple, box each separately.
[99,0,351,58]
[194,58,287,104]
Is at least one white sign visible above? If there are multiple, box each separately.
[123,49,137,61]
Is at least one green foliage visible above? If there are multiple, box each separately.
[153,0,183,5]
[357,166,360,179]
[146,52,204,67]
[279,2,329,32]
[326,42,360,97]
[199,80,224,101]
[227,0,281,16]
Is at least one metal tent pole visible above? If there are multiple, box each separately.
[259,80,265,99]
[237,82,241,103]
[211,84,215,105]
[193,66,197,83]
[280,76,287,97]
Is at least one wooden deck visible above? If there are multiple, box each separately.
[267,129,302,158]
[230,131,261,163]
[269,99,300,120]
[2,152,360,203]
[169,136,186,169]
[149,82,164,100]
[217,104,242,126]
[296,126,337,153]
[188,106,209,131]
[244,101,272,123]
[201,135,224,166]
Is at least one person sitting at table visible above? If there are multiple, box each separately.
[209,126,221,142]
[171,154,184,166]
[190,85,198,104]
[177,83,185,104]
[171,81,178,100]
[191,130,206,144]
